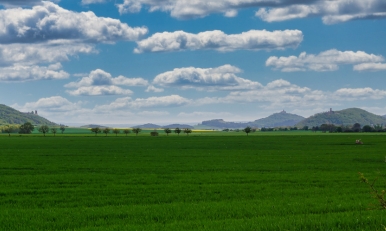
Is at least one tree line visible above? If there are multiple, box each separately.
[259,123,386,133]
[0,123,194,136]
[0,122,66,136]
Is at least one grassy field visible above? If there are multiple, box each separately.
[1,134,386,230]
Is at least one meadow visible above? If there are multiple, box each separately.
[1,133,386,230]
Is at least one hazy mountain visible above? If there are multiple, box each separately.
[250,111,305,128]
[133,123,162,129]
[199,111,304,129]
[162,124,194,129]
[296,108,386,127]
[200,119,248,129]
[0,104,56,125]
[80,124,108,128]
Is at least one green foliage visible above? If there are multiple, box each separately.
[50,127,57,136]
[38,125,49,136]
[150,131,159,136]
[243,126,252,135]
[19,122,35,134]
[132,128,142,136]
[103,128,110,136]
[113,129,120,136]
[90,127,101,136]
[60,125,66,134]
[174,127,181,135]
[183,128,192,136]
[164,128,172,136]
[359,172,386,210]
[123,129,131,136]
[0,104,56,125]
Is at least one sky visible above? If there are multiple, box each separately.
[0,0,385,126]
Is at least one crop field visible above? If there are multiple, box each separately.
[1,134,386,230]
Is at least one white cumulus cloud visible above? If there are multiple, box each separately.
[135,29,303,53]
[266,49,384,72]
[116,0,386,23]
[353,63,386,72]
[153,65,262,91]
[65,69,147,96]
[81,0,108,5]
[14,96,82,112]
[0,63,69,82]
[146,85,164,93]
[0,42,96,66]
[333,88,386,100]
[67,86,133,96]
[95,95,190,110]
[256,0,386,24]
[0,1,148,44]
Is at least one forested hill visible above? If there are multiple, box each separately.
[296,108,386,127]
[0,104,57,125]
[199,111,304,129]
[249,112,304,128]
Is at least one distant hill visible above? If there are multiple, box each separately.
[200,119,248,129]
[133,123,162,129]
[296,108,386,127]
[80,124,108,128]
[249,111,304,128]
[162,124,194,129]
[0,104,56,125]
[199,111,304,129]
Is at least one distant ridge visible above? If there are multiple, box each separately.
[296,108,386,127]
[200,119,248,129]
[0,104,56,125]
[133,123,162,129]
[199,111,304,129]
[250,111,304,128]
[162,124,194,129]
[80,124,108,128]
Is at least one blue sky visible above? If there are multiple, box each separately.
[1,0,385,125]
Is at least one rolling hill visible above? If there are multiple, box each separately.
[132,123,162,129]
[200,119,248,129]
[199,111,304,129]
[296,108,386,127]
[0,104,57,125]
[162,124,194,129]
[249,111,305,128]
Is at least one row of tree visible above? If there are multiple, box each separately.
[312,123,386,133]
[0,122,66,136]
[90,127,193,136]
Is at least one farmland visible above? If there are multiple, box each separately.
[1,134,386,230]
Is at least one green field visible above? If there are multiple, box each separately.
[1,134,386,230]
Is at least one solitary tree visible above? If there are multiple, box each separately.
[19,122,34,134]
[183,128,192,136]
[164,128,172,136]
[91,127,101,136]
[352,123,361,132]
[51,127,58,136]
[174,127,181,136]
[113,128,120,136]
[38,125,50,136]
[362,125,373,132]
[4,125,13,136]
[103,128,110,136]
[132,128,142,136]
[123,129,131,136]
[243,126,252,136]
[60,125,66,134]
